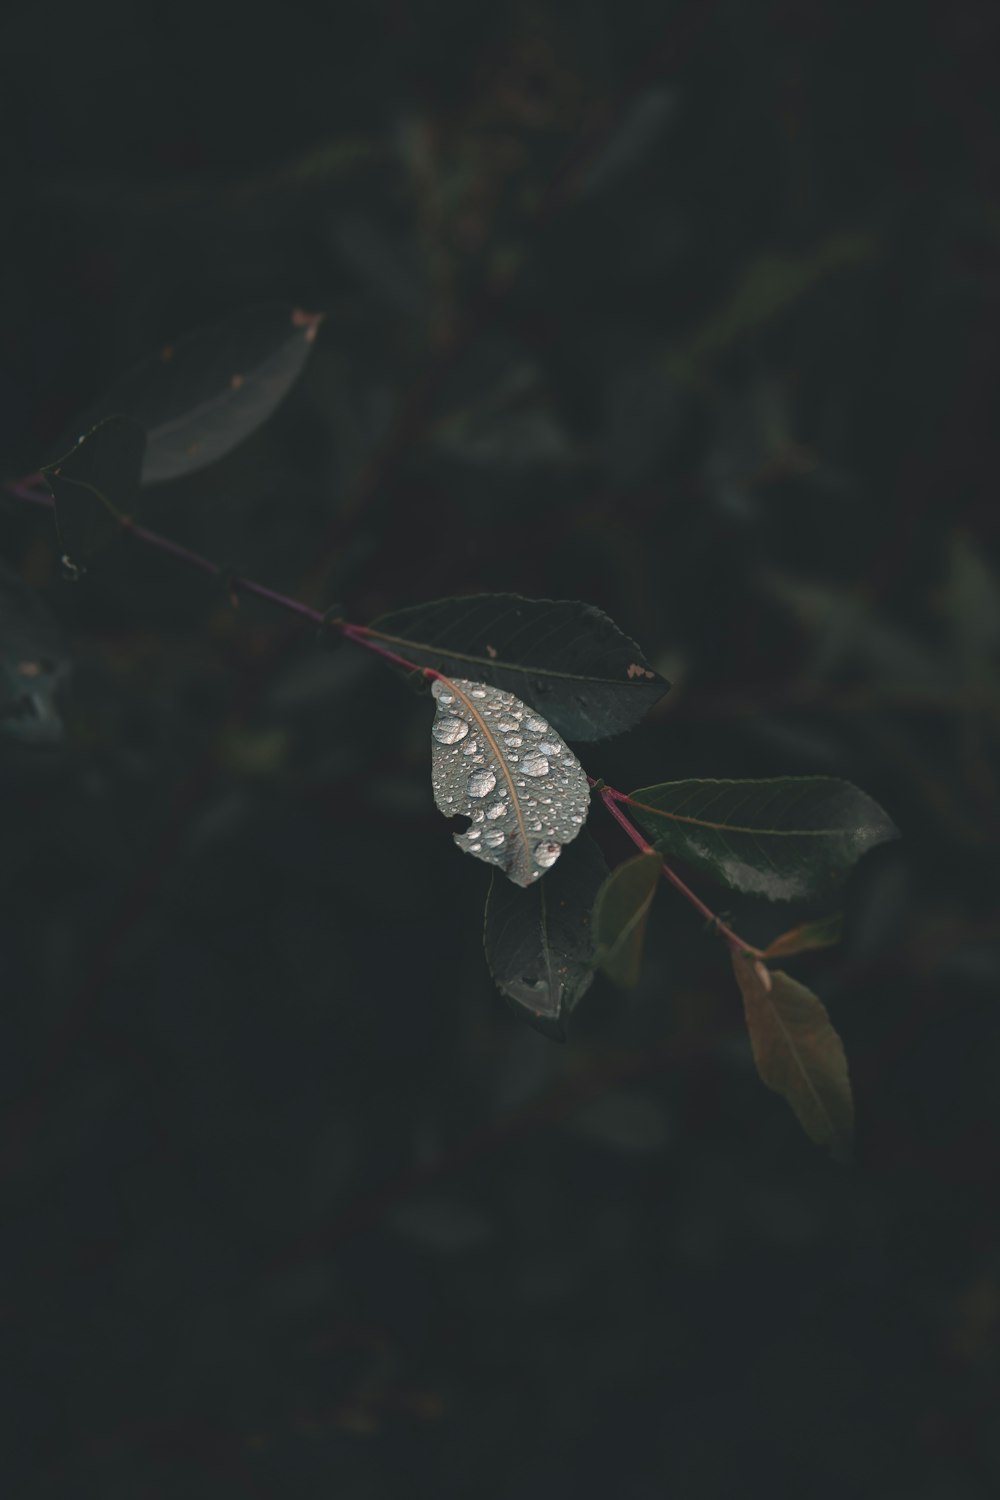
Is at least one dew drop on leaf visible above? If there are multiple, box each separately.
[521,752,550,777]
[483,829,506,847]
[468,769,497,797]
[534,841,561,868]
[432,716,470,744]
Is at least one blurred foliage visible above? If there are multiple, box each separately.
[2,0,1000,1495]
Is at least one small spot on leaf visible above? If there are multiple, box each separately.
[627,662,655,679]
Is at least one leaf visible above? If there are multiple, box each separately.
[0,561,70,744]
[430,677,590,887]
[626,777,899,901]
[52,303,323,486]
[762,913,843,960]
[592,851,661,987]
[368,594,668,741]
[484,832,609,1039]
[730,951,853,1163]
[41,416,146,565]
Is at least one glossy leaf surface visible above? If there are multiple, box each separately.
[731,950,853,1163]
[0,561,69,744]
[42,417,146,565]
[430,677,589,887]
[627,777,898,901]
[368,594,668,741]
[484,833,609,1039]
[592,851,661,987]
[53,303,323,485]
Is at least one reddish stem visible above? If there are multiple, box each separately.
[5,472,759,957]
[593,780,761,957]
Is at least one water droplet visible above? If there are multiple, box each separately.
[537,741,560,757]
[466,828,481,840]
[467,769,496,798]
[471,688,487,698]
[485,801,506,820]
[483,829,505,848]
[521,752,550,778]
[462,740,479,756]
[525,716,546,732]
[432,716,469,744]
[497,717,517,732]
[505,734,523,748]
[534,841,561,868]
[471,809,485,823]
[432,683,454,705]
[528,820,543,832]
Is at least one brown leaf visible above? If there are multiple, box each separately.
[731,950,853,1163]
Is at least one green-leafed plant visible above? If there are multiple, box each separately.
[3,305,898,1162]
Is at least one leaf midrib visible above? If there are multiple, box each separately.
[626,797,845,839]
[444,676,531,875]
[365,626,646,688]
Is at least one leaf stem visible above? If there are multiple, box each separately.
[591,778,762,957]
[5,471,759,960]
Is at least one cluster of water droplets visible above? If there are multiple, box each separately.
[430,677,590,887]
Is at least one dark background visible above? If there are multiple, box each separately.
[3,2,1000,1494]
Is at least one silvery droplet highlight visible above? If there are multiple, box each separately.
[432,716,469,744]
[429,677,590,888]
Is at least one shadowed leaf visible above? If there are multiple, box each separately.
[484,832,609,1039]
[52,303,323,485]
[367,594,668,741]
[627,777,898,900]
[731,950,853,1163]
[762,913,843,959]
[0,561,70,744]
[592,851,661,987]
[41,416,146,565]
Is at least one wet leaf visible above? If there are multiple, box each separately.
[52,303,323,485]
[626,777,898,901]
[762,913,843,960]
[592,851,661,987]
[0,561,70,744]
[368,594,668,741]
[731,951,853,1163]
[430,677,590,887]
[484,833,609,1039]
[41,416,146,565]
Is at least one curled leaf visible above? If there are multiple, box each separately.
[431,677,590,887]
[762,913,843,960]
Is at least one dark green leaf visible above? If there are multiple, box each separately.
[731,951,853,1163]
[52,303,323,486]
[0,561,69,744]
[592,851,661,987]
[762,913,843,959]
[484,832,609,1039]
[626,777,898,901]
[367,594,668,741]
[42,417,146,565]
